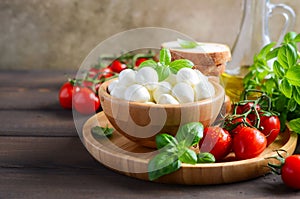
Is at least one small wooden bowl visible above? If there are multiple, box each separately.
[99,79,225,148]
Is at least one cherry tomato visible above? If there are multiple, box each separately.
[99,67,114,79]
[235,102,261,115]
[281,155,300,190]
[58,81,78,109]
[199,127,232,162]
[259,114,280,146]
[233,127,267,160]
[224,116,252,135]
[135,58,148,67]
[110,60,127,73]
[73,87,100,114]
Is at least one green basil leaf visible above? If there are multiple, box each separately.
[283,32,298,43]
[155,133,178,150]
[257,42,276,60]
[197,152,216,163]
[279,78,293,98]
[293,89,300,106]
[277,44,298,69]
[178,148,197,164]
[91,126,113,138]
[176,122,204,147]
[169,59,194,74]
[159,48,171,65]
[287,98,297,111]
[264,78,276,94]
[139,60,158,69]
[148,152,181,181]
[286,66,300,86]
[273,60,285,78]
[288,118,300,134]
[266,47,279,60]
[295,33,300,42]
[177,38,198,49]
[155,66,170,81]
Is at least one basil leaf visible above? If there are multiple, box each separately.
[159,48,171,65]
[287,98,297,111]
[155,65,170,81]
[279,78,293,98]
[176,122,204,147]
[148,152,181,181]
[288,118,300,134]
[91,126,113,138]
[155,133,178,150]
[177,38,198,49]
[139,60,158,69]
[293,88,300,105]
[169,59,194,74]
[286,66,300,86]
[283,32,298,43]
[295,33,300,42]
[178,148,197,164]
[257,42,276,60]
[197,152,216,163]
[273,60,285,78]
[277,44,298,69]
[266,47,279,60]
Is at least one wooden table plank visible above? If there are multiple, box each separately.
[0,167,299,199]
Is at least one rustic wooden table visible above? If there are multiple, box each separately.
[0,70,299,199]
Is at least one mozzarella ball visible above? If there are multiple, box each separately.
[194,69,208,82]
[108,79,119,93]
[176,68,200,85]
[157,94,180,104]
[124,84,151,102]
[194,80,215,101]
[135,67,159,91]
[110,84,127,99]
[172,82,194,103]
[164,73,177,86]
[118,69,136,87]
[153,81,172,102]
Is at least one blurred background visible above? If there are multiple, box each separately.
[0,0,299,70]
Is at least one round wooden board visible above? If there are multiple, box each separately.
[82,112,298,185]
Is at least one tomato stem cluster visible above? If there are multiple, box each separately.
[265,149,287,175]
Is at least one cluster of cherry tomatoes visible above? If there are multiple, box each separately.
[58,51,155,114]
[199,91,281,162]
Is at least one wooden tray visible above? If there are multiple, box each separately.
[82,112,298,185]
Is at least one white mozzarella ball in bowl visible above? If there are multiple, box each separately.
[176,68,200,85]
[194,80,215,101]
[118,69,136,87]
[153,81,172,103]
[164,73,177,86]
[135,67,159,91]
[124,84,151,102]
[107,79,119,93]
[157,94,179,104]
[110,84,127,100]
[172,82,195,103]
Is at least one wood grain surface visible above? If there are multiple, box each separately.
[1,70,300,199]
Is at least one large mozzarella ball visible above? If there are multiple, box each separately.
[172,82,194,103]
[194,80,215,101]
[157,94,179,104]
[110,84,127,99]
[164,72,177,86]
[153,81,172,103]
[176,68,200,85]
[108,79,119,93]
[118,69,136,87]
[135,67,159,91]
[124,84,151,102]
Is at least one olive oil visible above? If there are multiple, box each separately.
[221,66,250,103]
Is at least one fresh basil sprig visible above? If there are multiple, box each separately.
[139,48,194,81]
[148,122,215,181]
[243,31,300,134]
[91,125,114,138]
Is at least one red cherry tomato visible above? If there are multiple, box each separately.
[281,155,300,190]
[199,127,232,162]
[236,102,261,115]
[224,116,252,135]
[259,114,280,146]
[99,67,114,79]
[233,127,267,160]
[73,87,100,114]
[58,81,78,109]
[135,58,148,67]
[110,60,127,73]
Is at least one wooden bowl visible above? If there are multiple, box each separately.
[99,78,225,148]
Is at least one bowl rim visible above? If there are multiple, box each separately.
[99,78,225,109]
